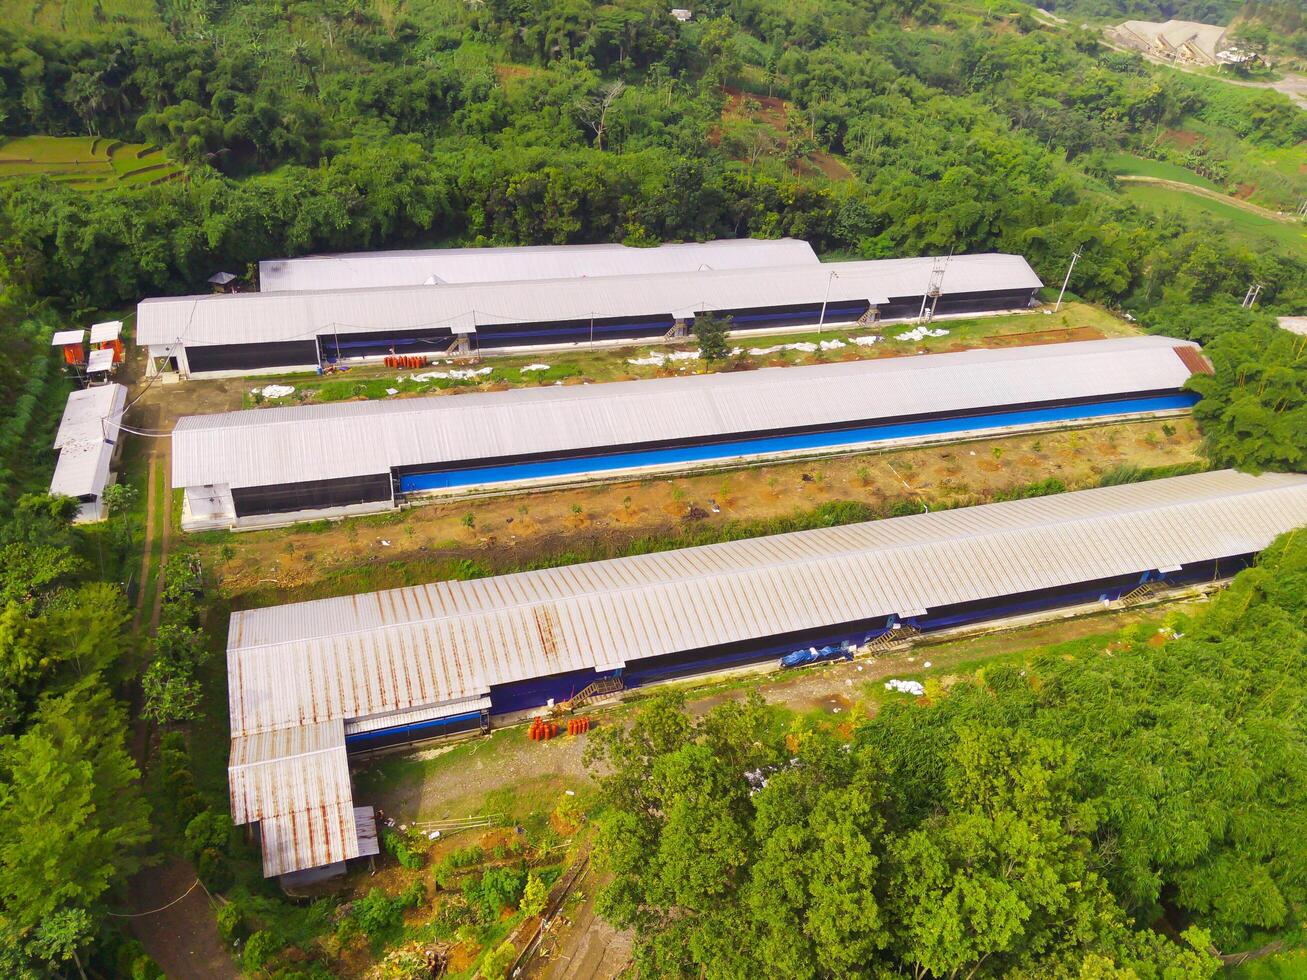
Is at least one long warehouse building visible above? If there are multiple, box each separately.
[258,238,820,292]
[175,337,1206,531]
[227,470,1307,879]
[137,252,1042,377]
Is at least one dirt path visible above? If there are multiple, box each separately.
[149,437,173,630]
[372,599,1196,824]
[125,860,237,980]
[527,867,632,980]
[1117,175,1302,222]
[122,380,238,979]
[131,455,159,632]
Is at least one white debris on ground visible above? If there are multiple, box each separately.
[384,387,399,395]
[819,339,846,350]
[252,384,295,398]
[852,335,881,346]
[895,326,950,342]
[627,349,702,366]
[884,678,926,696]
[903,326,950,341]
[747,340,819,355]
[922,661,932,668]
[410,366,494,382]
[520,363,551,372]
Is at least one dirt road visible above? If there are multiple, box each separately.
[1117,175,1302,222]
[369,599,1196,824]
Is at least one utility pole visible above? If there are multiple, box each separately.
[1055,249,1082,313]
[817,269,837,335]
[1241,282,1262,309]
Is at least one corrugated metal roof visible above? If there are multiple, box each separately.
[137,254,1042,349]
[343,697,492,736]
[228,470,1307,874]
[89,320,122,343]
[50,385,126,500]
[228,721,358,877]
[173,337,1195,491]
[259,238,820,292]
[227,470,1307,740]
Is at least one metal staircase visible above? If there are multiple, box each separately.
[866,625,921,654]
[1118,582,1162,607]
[550,677,625,716]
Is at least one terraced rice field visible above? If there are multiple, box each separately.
[0,136,184,190]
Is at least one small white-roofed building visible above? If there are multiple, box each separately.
[226,470,1307,878]
[50,384,127,522]
[172,336,1205,530]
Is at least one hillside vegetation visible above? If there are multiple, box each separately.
[0,0,1305,976]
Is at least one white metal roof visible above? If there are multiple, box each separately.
[229,469,1307,740]
[87,348,115,373]
[51,329,85,346]
[90,320,122,343]
[50,385,126,500]
[174,337,1197,491]
[227,470,1307,874]
[137,254,1042,349]
[259,238,819,292]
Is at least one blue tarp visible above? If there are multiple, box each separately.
[399,392,1199,493]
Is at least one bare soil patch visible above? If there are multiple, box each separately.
[203,418,1202,608]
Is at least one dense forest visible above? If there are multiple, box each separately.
[589,530,1307,976]
[0,0,1304,974]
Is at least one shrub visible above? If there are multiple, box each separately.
[381,827,424,869]
[185,810,233,859]
[479,938,518,980]
[352,883,424,945]
[353,888,404,942]
[520,873,548,918]
[464,866,526,923]
[242,930,283,972]
[216,901,247,944]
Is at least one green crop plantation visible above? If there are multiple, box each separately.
[2,0,160,37]
[0,136,183,190]
[1122,182,1307,257]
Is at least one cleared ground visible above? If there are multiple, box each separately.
[196,415,1202,608]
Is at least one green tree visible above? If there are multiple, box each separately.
[693,312,731,363]
[0,688,149,971]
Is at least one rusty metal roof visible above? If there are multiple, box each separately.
[227,470,1307,875]
[228,722,357,877]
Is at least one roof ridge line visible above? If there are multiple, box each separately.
[227,475,1283,656]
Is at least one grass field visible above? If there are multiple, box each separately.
[238,302,1136,407]
[1122,182,1307,257]
[1104,153,1220,191]
[1,0,160,37]
[0,136,183,190]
